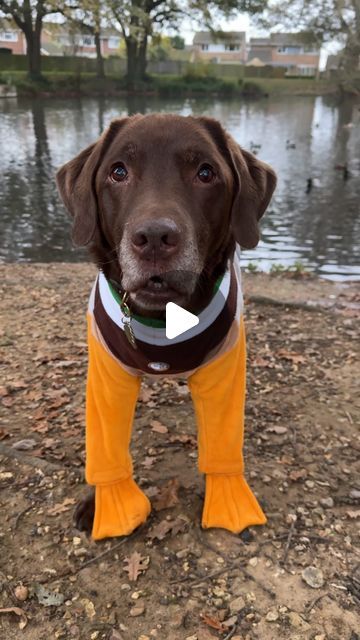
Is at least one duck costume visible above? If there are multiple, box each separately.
[56,114,277,541]
[86,252,266,540]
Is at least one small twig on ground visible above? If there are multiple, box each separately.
[13,505,33,529]
[243,569,276,599]
[281,518,297,566]
[223,623,238,640]
[40,525,145,584]
[0,442,65,472]
[305,592,329,614]
[184,566,231,587]
[247,295,330,314]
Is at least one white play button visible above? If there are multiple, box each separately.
[166,302,199,340]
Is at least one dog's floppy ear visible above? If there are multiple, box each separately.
[197,116,276,250]
[56,118,129,246]
[227,137,277,249]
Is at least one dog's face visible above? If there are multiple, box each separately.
[56,114,276,312]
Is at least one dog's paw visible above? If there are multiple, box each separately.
[74,492,95,534]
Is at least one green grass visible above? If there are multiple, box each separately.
[0,70,338,97]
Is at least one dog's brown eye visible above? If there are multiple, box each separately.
[197,164,215,183]
[110,163,128,182]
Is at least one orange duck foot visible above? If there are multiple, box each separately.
[92,478,151,540]
[202,474,267,534]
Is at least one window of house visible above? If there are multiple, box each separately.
[225,44,240,51]
[79,35,95,47]
[298,65,315,76]
[201,44,209,51]
[0,31,18,42]
[108,36,120,49]
[278,46,302,54]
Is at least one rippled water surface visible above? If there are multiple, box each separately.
[0,95,359,279]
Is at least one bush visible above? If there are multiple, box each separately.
[154,73,238,96]
[242,80,266,97]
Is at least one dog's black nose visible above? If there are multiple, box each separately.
[131,218,180,259]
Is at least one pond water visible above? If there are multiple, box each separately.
[0,94,359,280]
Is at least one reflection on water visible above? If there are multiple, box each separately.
[0,95,359,280]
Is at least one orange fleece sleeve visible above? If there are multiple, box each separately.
[188,318,266,533]
[86,315,151,539]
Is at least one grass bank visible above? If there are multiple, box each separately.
[0,70,339,98]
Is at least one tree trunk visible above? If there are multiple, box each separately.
[95,31,105,78]
[25,27,42,80]
[126,35,149,87]
[126,38,139,87]
[138,34,148,79]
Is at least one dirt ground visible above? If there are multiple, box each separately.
[0,264,359,640]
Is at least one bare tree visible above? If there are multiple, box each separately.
[0,0,60,79]
[109,0,268,86]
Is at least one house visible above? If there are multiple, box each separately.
[42,24,121,57]
[0,19,26,54]
[248,33,320,76]
[192,31,247,64]
[0,19,121,57]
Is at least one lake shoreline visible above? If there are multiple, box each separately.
[1,263,359,315]
[0,72,342,98]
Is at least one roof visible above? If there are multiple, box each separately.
[246,57,266,67]
[270,32,319,47]
[249,37,270,46]
[0,18,18,31]
[193,31,245,45]
[249,32,319,49]
[248,46,272,63]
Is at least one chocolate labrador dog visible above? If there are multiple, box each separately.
[56,114,276,539]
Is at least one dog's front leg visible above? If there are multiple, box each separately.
[83,316,151,540]
[188,319,266,534]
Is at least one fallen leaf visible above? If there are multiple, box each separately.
[346,510,360,519]
[153,479,180,511]
[200,612,226,631]
[48,497,76,516]
[0,427,9,440]
[149,516,188,540]
[277,350,306,364]
[147,520,174,541]
[253,356,273,368]
[301,566,324,589]
[138,387,155,403]
[31,421,49,434]
[169,433,197,448]
[12,439,37,451]
[80,598,96,618]
[150,420,168,434]
[142,456,157,468]
[1,397,14,407]
[266,426,288,435]
[289,468,307,481]
[170,516,189,536]
[53,360,78,368]
[0,606,27,629]
[123,551,149,581]
[34,583,65,606]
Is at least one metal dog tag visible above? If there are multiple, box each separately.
[120,292,137,350]
[123,319,137,349]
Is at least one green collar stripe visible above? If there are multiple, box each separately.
[107,274,223,328]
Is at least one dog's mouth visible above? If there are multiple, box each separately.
[127,272,198,311]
